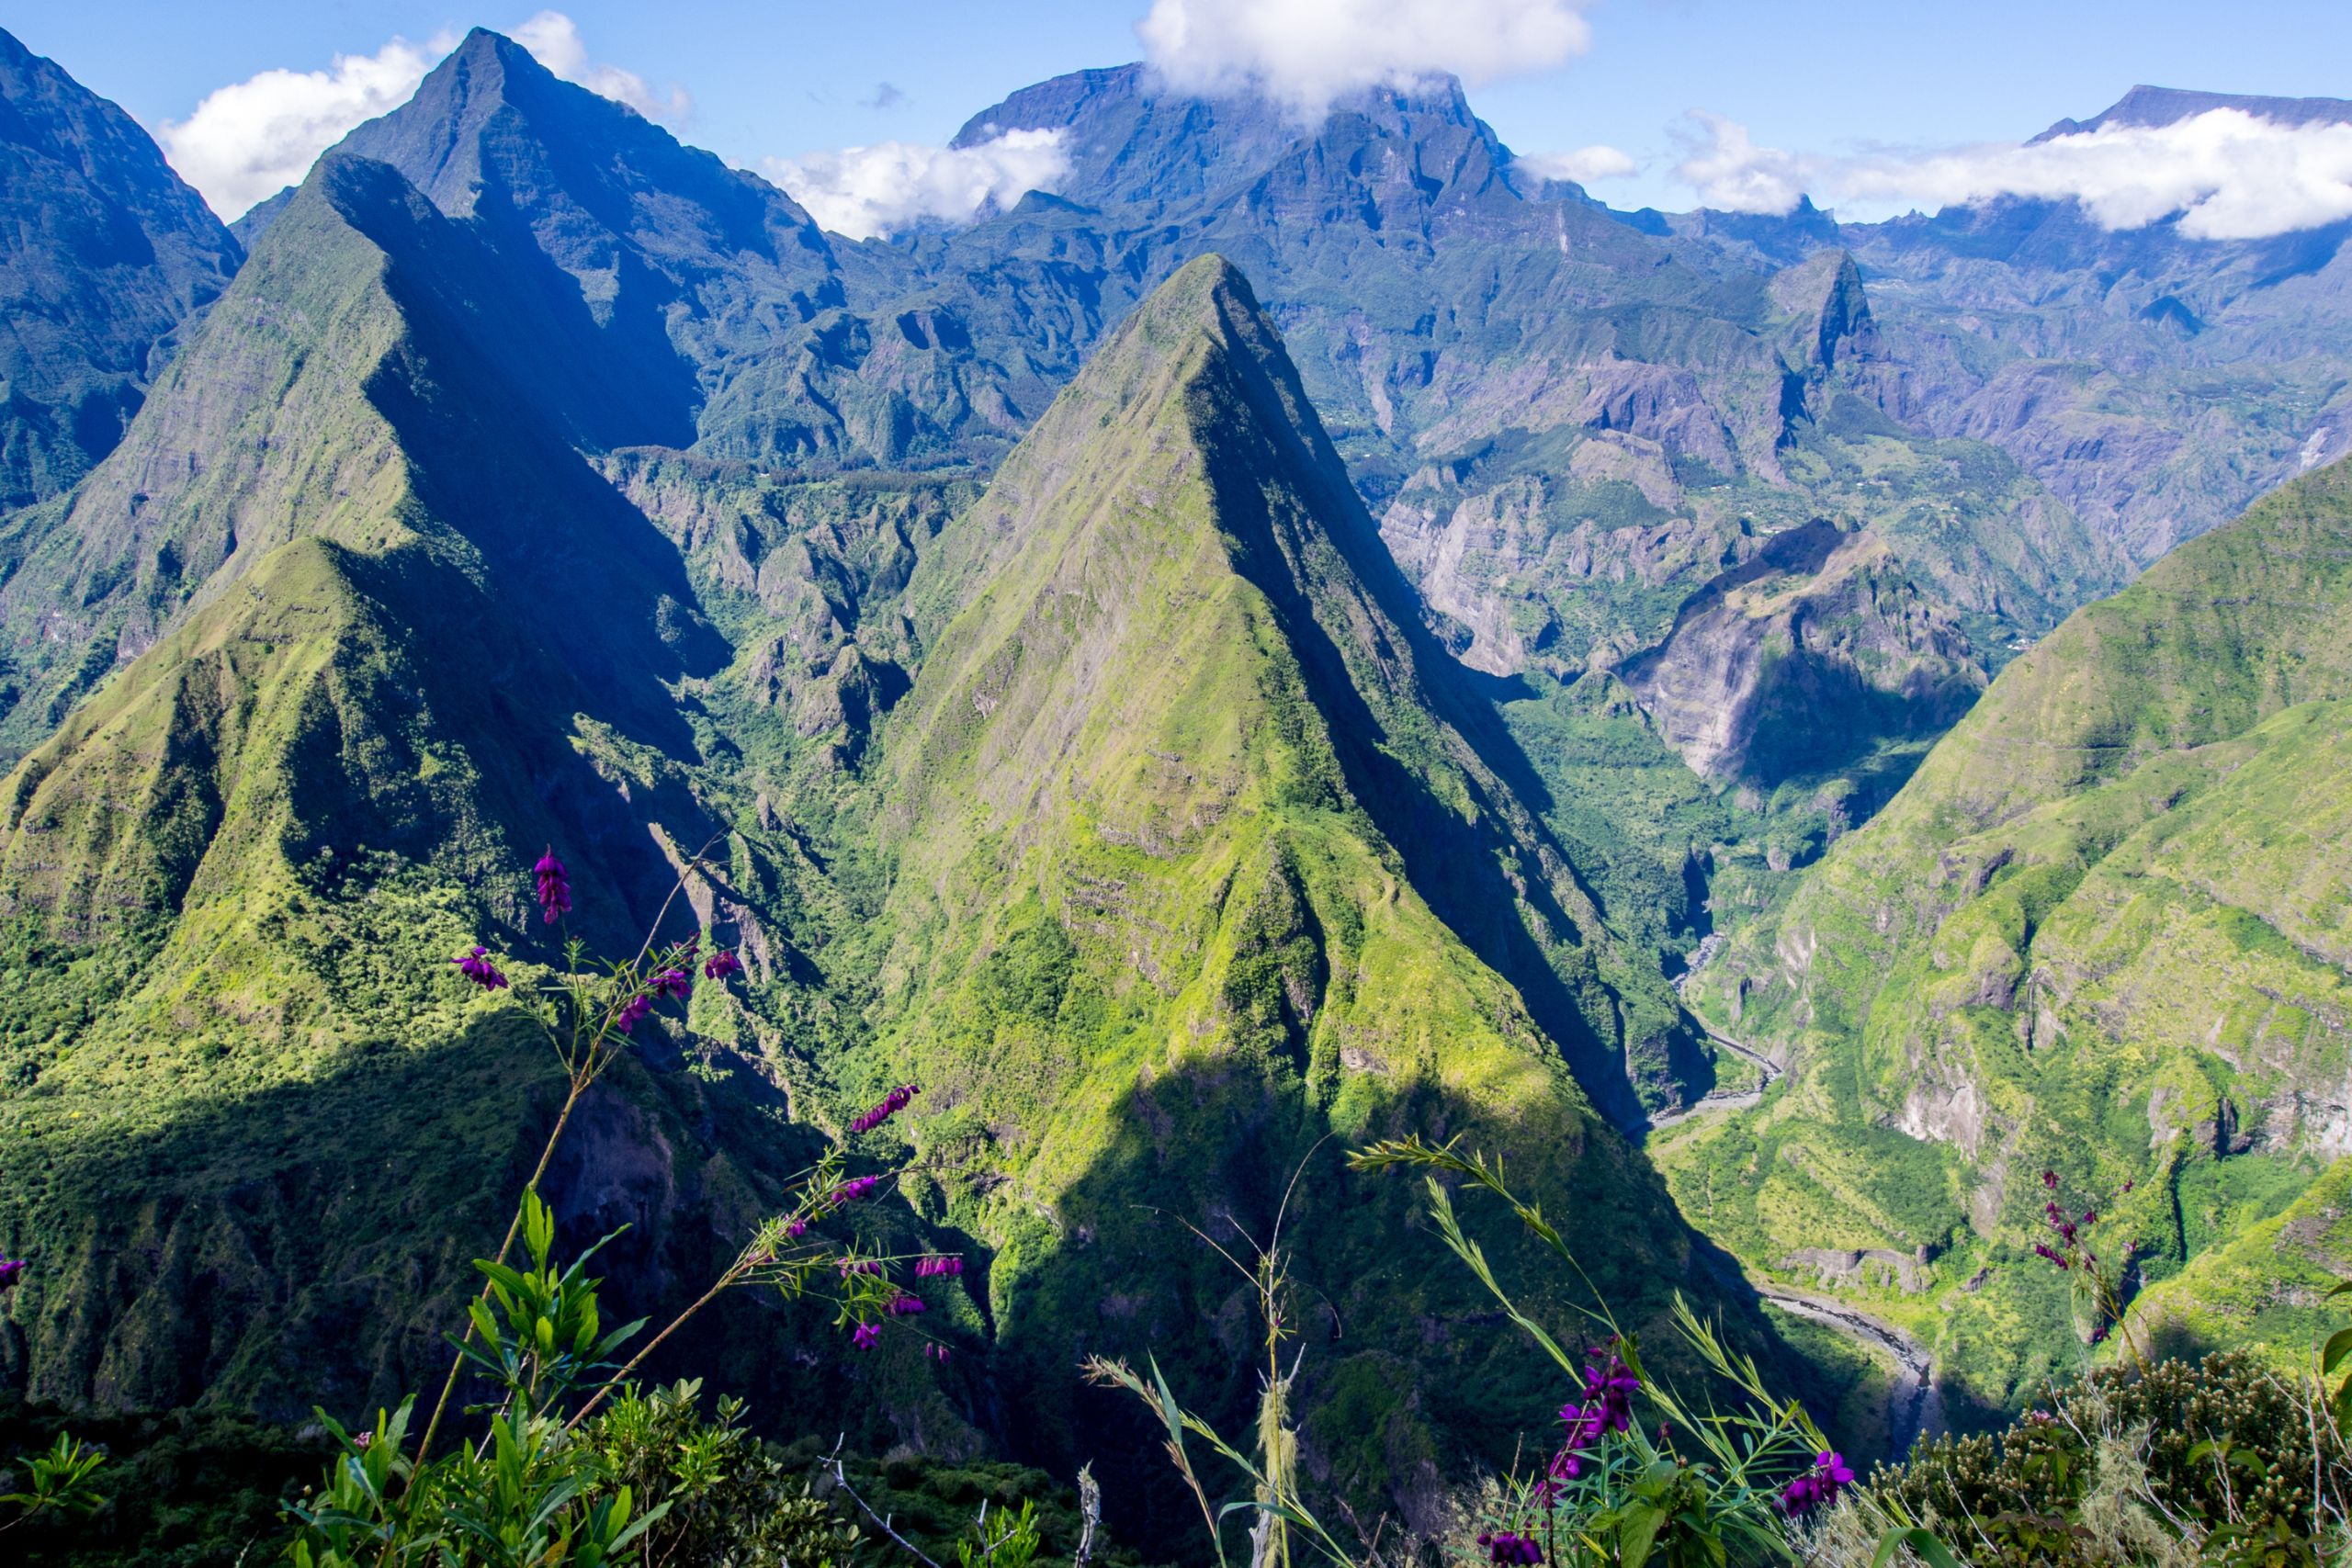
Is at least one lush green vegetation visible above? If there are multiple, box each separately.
[1675,455,2352,1418]
[6,28,2352,1551]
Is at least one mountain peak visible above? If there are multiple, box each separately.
[2034,83,2352,141]
[951,62,1501,221]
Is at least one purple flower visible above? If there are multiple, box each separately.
[786,1219,808,1239]
[1780,1452,1854,1517]
[1581,1346,1639,1435]
[850,1084,921,1136]
[1476,1531,1543,1565]
[2033,1243,2070,1270]
[838,1258,884,1278]
[612,992,653,1035]
[704,947,743,982]
[2041,1169,2059,1190]
[915,1254,964,1279]
[650,966,693,1000]
[850,1321,882,1351]
[828,1175,881,1206]
[534,849,571,925]
[888,1294,927,1316]
[454,945,509,990]
[926,1342,952,1363]
[0,1258,25,1292]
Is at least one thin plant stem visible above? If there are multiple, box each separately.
[567,1262,742,1430]
[411,1077,584,1472]
[825,1438,944,1568]
[410,838,718,1474]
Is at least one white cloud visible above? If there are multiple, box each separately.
[1669,111,1811,214]
[1671,107,2352,240]
[1515,144,1636,186]
[1136,0,1592,119]
[512,11,689,122]
[159,14,684,221]
[768,130,1072,241]
[159,34,451,219]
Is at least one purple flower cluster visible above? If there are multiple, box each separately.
[650,966,693,1000]
[838,1258,884,1278]
[888,1294,926,1316]
[2031,1169,2112,1273]
[534,849,571,924]
[703,947,743,982]
[786,1219,808,1239]
[850,1322,881,1351]
[1476,1531,1543,1564]
[828,1175,882,1207]
[455,945,508,990]
[850,1084,921,1135]
[1534,1345,1640,1504]
[1779,1451,1854,1517]
[612,992,653,1035]
[0,1257,25,1292]
[925,1342,952,1363]
[914,1254,963,1278]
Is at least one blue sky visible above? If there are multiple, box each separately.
[10,0,2351,222]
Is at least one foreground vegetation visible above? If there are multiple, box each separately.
[8,850,2346,1563]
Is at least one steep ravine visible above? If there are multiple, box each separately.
[1757,1285,1944,1455]
[1645,1021,1782,1134]
[1649,1017,1944,1454]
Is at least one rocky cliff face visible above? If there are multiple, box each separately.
[1618,519,1983,786]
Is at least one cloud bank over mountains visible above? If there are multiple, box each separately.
[159,32,454,218]
[511,10,691,123]
[767,130,1072,241]
[146,0,2352,243]
[1670,107,2352,238]
[1136,0,1593,118]
[1512,144,1638,186]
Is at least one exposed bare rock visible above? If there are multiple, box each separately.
[1781,1246,1928,1293]
[1616,518,1984,784]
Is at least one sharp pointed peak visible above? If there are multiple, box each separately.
[1069,253,1315,425]
[1131,253,1261,330]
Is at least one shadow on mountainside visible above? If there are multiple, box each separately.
[979,1051,1864,1556]
[0,1008,949,1458]
[1187,275,1695,1124]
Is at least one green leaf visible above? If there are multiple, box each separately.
[2323,1326,2352,1374]
[1872,1526,1967,1568]
[1619,1501,1664,1568]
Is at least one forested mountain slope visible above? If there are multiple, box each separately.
[1677,454,2352,1414]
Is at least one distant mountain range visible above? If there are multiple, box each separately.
[2,22,2350,1521]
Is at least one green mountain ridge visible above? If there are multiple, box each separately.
[0,148,904,1436]
[825,253,1776,1529]
[1675,453,2352,1415]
